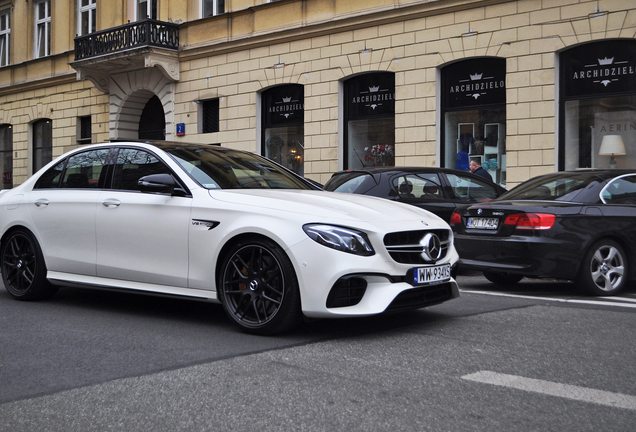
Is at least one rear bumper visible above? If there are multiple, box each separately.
[454,234,581,280]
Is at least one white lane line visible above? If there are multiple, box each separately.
[460,289,636,309]
[462,371,636,411]
[598,296,636,303]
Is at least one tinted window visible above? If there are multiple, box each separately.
[602,175,636,205]
[113,148,172,191]
[34,159,65,189]
[61,149,110,189]
[391,174,443,200]
[325,172,375,194]
[446,173,499,202]
[502,174,596,202]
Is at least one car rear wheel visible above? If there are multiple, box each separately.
[577,239,627,296]
[1,229,58,300]
[483,271,523,286]
[219,238,302,335]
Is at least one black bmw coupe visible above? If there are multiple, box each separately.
[450,169,636,295]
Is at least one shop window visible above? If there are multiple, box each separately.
[199,99,220,134]
[78,0,96,36]
[0,124,12,189]
[0,9,10,66]
[77,116,92,144]
[560,40,636,170]
[33,119,52,173]
[202,0,224,17]
[34,0,50,58]
[261,85,304,176]
[441,58,506,186]
[344,72,395,169]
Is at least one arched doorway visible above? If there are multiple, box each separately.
[139,95,165,140]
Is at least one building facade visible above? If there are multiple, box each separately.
[0,0,635,189]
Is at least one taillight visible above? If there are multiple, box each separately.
[504,213,555,230]
[449,211,462,227]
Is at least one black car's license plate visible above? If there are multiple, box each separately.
[467,217,499,229]
[412,264,451,285]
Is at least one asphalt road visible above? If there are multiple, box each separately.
[1,275,635,431]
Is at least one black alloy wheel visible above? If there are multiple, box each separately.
[577,239,627,296]
[483,271,524,286]
[1,229,57,300]
[219,238,302,335]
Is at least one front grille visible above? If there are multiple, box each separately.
[326,276,368,308]
[385,283,453,311]
[383,229,451,264]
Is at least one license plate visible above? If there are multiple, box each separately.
[412,264,451,285]
[467,217,499,230]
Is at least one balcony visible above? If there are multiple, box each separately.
[75,19,179,60]
[70,19,180,91]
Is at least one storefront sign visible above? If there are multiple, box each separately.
[562,40,636,98]
[345,72,395,118]
[442,58,506,109]
[263,85,304,126]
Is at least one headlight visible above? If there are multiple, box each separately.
[303,224,375,256]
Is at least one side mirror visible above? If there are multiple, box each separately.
[138,174,186,196]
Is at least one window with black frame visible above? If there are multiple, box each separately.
[200,99,220,134]
[344,72,395,169]
[441,58,506,187]
[0,124,12,189]
[261,84,304,176]
[33,119,52,173]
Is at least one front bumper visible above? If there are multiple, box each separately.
[288,237,460,318]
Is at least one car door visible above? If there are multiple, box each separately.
[26,148,111,276]
[95,147,192,288]
[391,173,457,222]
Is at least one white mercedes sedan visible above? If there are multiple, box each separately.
[0,142,459,334]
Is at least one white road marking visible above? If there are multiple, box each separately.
[460,289,636,309]
[462,371,636,411]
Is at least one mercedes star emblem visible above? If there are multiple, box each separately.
[420,233,442,262]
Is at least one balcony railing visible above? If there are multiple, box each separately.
[74,19,179,61]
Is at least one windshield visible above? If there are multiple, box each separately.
[164,146,314,190]
[501,173,602,202]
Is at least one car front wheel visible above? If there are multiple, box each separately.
[219,238,302,335]
[1,229,58,300]
[577,239,627,296]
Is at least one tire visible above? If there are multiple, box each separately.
[483,271,523,286]
[218,238,302,335]
[1,229,58,301]
[577,239,627,296]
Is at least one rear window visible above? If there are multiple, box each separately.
[324,172,376,194]
[502,174,598,202]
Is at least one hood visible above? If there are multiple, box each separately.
[210,189,449,228]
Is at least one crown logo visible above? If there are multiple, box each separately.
[598,57,614,65]
[470,73,483,80]
[369,86,380,93]
[282,97,292,103]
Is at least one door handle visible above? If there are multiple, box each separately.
[102,198,121,208]
[34,199,49,207]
